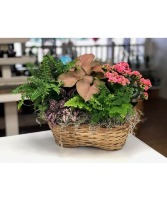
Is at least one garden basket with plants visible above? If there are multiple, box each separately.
[13,53,152,150]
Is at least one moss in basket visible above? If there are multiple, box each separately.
[13,53,152,127]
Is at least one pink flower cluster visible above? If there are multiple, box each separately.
[140,78,152,91]
[143,92,148,100]
[102,61,152,100]
[103,62,142,78]
[131,71,142,78]
[113,62,132,75]
[104,62,142,85]
[105,72,130,86]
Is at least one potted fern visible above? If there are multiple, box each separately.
[13,53,152,150]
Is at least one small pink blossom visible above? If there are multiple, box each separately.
[140,78,152,91]
[104,61,152,101]
[102,64,112,71]
[113,62,132,76]
[131,71,142,78]
[113,64,125,73]
[124,69,132,75]
[144,86,149,91]
[140,78,152,87]
[118,62,130,69]
[105,71,130,86]
[143,92,148,100]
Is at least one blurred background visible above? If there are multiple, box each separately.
[0,38,166,156]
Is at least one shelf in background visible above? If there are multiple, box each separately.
[0,56,36,65]
[0,93,22,103]
[0,38,29,44]
[0,76,28,86]
[150,86,160,90]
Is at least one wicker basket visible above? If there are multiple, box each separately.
[48,122,131,150]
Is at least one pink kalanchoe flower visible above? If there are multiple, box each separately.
[144,86,149,91]
[105,71,130,86]
[118,62,130,69]
[124,69,132,76]
[124,78,130,85]
[143,92,148,100]
[113,62,132,76]
[107,73,117,82]
[140,78,152,87]
[131,71,142,78]
[102,64,112,71]
[113,64,125,73]
[106,72,118,83]
[105,72,111,77]
[140,78,152,91]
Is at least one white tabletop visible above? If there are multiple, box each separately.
[0,130,166,163]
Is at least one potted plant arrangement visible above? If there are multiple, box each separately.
[13,53,152,150]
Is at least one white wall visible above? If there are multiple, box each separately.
[146,38,167,99]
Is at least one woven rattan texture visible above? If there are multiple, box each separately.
[48,123,131,150]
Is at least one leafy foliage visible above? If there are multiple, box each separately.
[13,55,69,118]
[65,84,134,124]
[13,53,151,126]
[58,54,105,101]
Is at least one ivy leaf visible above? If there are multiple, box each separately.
[76,76,100,101]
